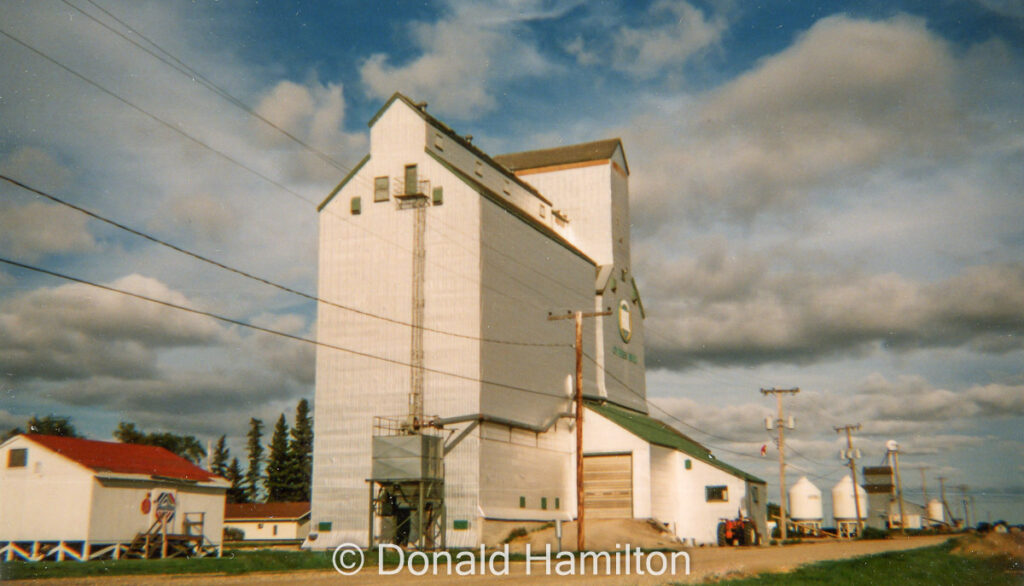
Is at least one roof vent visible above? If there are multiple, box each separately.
[414,101,428,110]
[465,134,473,143]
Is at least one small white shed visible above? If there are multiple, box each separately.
[583,401,768,545]
[224,502,311,541]
[0,434,228,562]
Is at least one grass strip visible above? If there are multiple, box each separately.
[703,540,1022,586]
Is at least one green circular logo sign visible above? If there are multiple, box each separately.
[618,299,632,343]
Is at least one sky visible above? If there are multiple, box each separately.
[0,0,1021,523]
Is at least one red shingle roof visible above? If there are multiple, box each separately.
[224,502,311,521]
[23,434,219,483]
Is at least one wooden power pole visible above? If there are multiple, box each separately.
[834,423,864,535]
[938,475,956,527]
[548,308,610,552]
[960,485,971,529]
[762,387,799,540]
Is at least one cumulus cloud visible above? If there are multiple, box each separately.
[645,256,1024,369]
[253,80,366,183]
[152,192,235,244]
[610,0,724,78]
[0,200,98,261]
[647,373,1022,466]
[854,374,1024,422]
[0,275,225,382]
[0,148,96,260]
[360,1,570,118]
[627,14,968,225]
[247,312,315,386]
[0,147,72,194]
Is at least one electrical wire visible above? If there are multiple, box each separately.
[0,173,569,349]
[582,350,758,450]
[0,25,572,318]
[58,0,590,303]
[63,0,349,175]
[0,256,575,403]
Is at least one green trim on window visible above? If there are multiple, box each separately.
[519,496,526,509]
[374,176,390,202]
[453,519,469,530]
[318,521,332,532]
[541,497,548,510]
[351,196,361,215]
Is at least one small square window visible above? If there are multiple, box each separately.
[555,497,560,510]
[432,186,444,205]
[519,496,525,509]
[705,485,728,502]
[7,448,27,468]
[351,196,361,215]
[273,525,278,536]
[684,459,691,470]
[541,497,547,510]
[374,177,389,202]
[318,521,332,532]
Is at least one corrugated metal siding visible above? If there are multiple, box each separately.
[313,101,483,548]
[478,195,594,428]
[478,421,572,522]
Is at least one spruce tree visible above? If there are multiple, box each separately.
[266,414,290,502]
[226,457,245,503]
[210,435,230,477]
[244,418,264,503]
[286,398,314,502]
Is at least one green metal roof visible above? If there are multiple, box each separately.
[585,400,766,484]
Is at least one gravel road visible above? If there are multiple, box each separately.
[8,534,951,585]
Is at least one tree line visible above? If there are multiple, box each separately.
[3,398,313,504]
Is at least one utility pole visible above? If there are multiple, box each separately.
[889,443,907,535]
[938,476,955,527]
[960,485,971,529]
[548,308,610,552]
[918,466,930,503]
[834,424,864,535]
[762,387,799,540]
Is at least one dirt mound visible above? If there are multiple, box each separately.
[502,518,683,553]
[952,532,1024,560]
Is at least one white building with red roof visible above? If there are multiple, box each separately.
[224,501,311,541]
[0,433,228,562]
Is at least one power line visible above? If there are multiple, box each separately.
[0,256,575,403]
[62,0,350,175]
[0,173,569,349]
[0,27,320,212]
[55,1,592,303]
[0,26,569,317]
[581,351,765,455]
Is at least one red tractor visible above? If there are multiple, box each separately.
[717,514,760,546]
